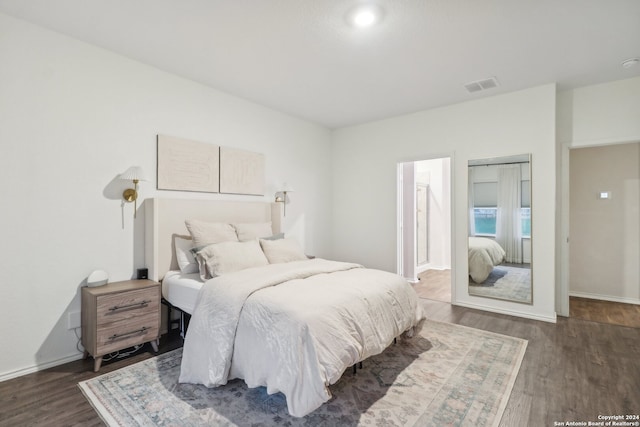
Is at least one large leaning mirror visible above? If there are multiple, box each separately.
[467,154,532,304]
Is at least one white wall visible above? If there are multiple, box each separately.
[557,76,640,148]
[332,84,557,322]
[0,13,333,380]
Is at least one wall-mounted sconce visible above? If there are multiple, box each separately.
[119,166,146,218]
[275,182,294,216]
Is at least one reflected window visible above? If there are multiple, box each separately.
[473,207,530,238]
[473,207,497,235]
[521,207,531,238]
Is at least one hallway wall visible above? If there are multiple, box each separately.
[569,142,640,304]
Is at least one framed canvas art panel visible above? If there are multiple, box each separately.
[157,135,220,193]
[219,147,265,195]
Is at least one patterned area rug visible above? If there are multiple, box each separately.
[469,265,532,303]
[79,320,527,427]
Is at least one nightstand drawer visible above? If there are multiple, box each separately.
[96,288,159,325]
[82,279,161,372]
[95,313,160,355]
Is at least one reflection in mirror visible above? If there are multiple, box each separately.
[468,154,532,304]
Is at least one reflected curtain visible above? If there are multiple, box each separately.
[468,167,476,236]
[496,165,522,263]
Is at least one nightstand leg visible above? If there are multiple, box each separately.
[93,356,103,372]
[150,339,159,353]
[83,350,89,360]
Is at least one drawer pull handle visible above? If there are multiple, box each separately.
[108,327,149,341]
[108,300,150,312]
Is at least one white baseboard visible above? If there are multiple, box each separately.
[426,265,450,271]
[0,352,84,383]
[453,301,557,323]
[416,265,450,275]
[569,291,640,306]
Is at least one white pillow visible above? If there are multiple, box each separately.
[195,240,269,278]
[185,220,238,247]
[232,222,273,241]
[259,238,308,264]
[174,236,199,274]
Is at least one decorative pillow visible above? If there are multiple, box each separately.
[232,222,273,241]
[195,239,269,278]
[259,237,308,264]
[185,220,238,247]
[194,251,212,281]
[174,236,199,274]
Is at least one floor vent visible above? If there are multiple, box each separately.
[464,77,499,93]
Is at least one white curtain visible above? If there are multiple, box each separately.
[496,165,522,263]
[468,167,476,236]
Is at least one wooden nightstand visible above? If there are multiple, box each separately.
[81,279,161,372]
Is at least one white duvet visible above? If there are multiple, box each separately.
[468,236,506,283]
[179,258,425,417]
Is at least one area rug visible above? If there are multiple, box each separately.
[79,320,527,427]
[469,265,532,303]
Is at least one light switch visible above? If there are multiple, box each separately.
[598,191,611,200]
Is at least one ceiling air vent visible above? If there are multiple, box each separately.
[464,77,499,94]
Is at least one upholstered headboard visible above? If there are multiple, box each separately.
[144,198,281,281]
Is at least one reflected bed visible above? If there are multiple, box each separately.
[468,236,506,283]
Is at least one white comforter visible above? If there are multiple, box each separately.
[179,258,425,417]
[468,236,506,283]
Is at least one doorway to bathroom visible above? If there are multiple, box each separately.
[398,157,452,303]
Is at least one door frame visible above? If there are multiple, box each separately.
[397,153,455,301]
[559,137,640,316]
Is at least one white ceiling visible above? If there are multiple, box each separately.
[1,0,639,128]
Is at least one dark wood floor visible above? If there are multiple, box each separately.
[1,301,639,426]
[0,333,183,427]
[570,296,640,328]
[415,269,639,329]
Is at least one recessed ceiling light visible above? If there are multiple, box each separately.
[348,4,383,28]
[621,58,640,69]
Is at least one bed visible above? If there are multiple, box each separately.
[468,236,506,283]
[144,198,425,418]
